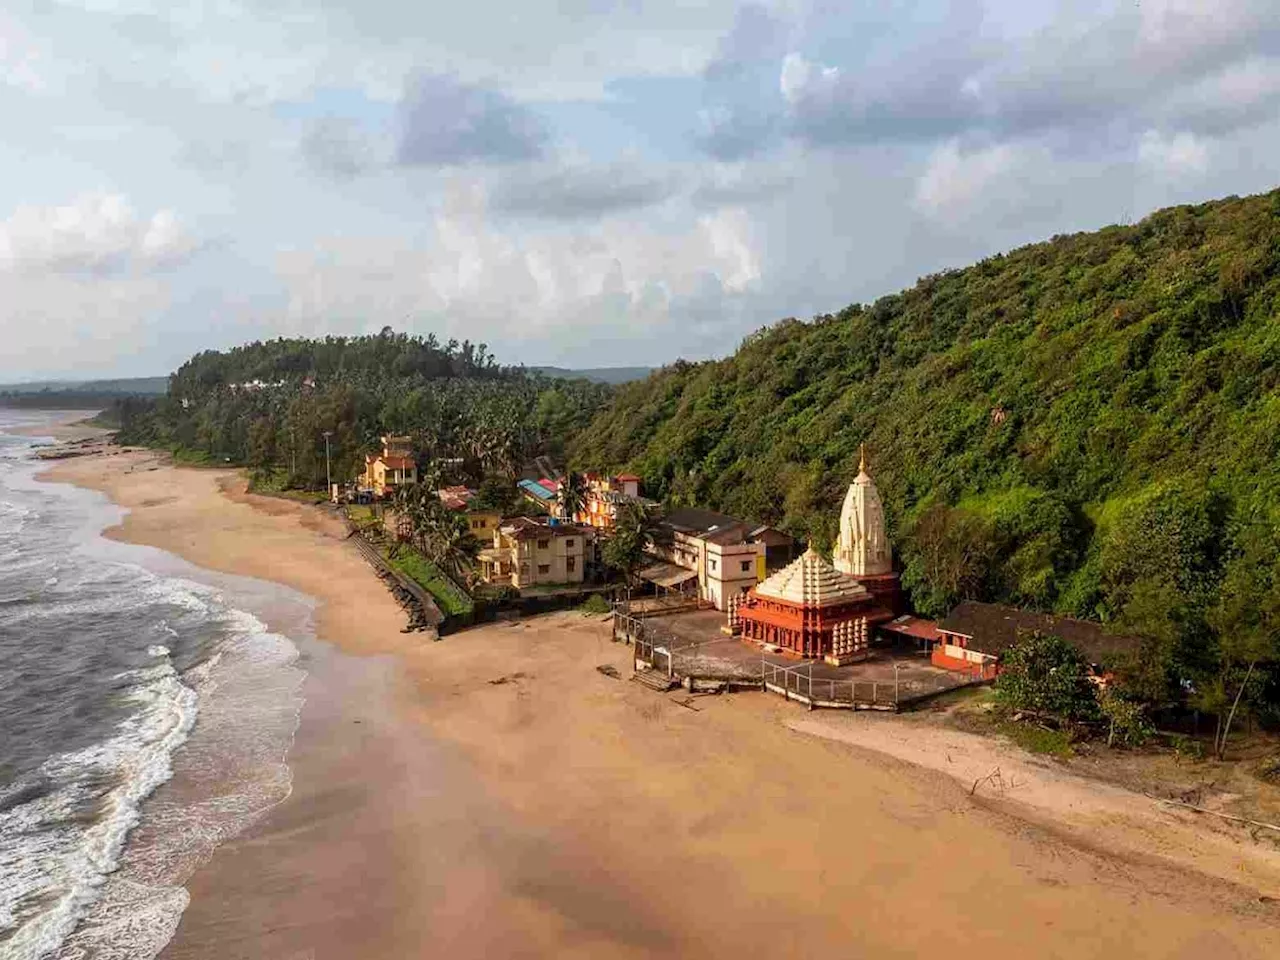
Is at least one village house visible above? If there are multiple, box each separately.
[643,507,794,612]
[437,485,503,542]
[477,518,593,590]
[359,435,417,498]
[932,601,1140,679]
[575,473,654,530]
[517,477,560,513]
[734,449,903,663]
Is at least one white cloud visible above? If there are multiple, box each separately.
[1138,130,1209,178]
[0,269,172,377]
[272,180,761,354]
[912,141,1022,219]
[0,193,201,275]
[779,52,841,106]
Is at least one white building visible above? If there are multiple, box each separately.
[645,508,793,612]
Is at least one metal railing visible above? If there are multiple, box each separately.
[614,606,992,710]
[761,661,901,709]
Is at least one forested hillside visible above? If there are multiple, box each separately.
[117,330,611,487]
[572,189,1280,695]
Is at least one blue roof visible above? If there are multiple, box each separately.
[518,479,556,501]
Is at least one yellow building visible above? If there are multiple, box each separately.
[438,485,502,542]
[478,519,591,590]
[574,473,651,530]
[359,435,417,498]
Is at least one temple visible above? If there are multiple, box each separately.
[734,447,902,665]
[833,445,902,610]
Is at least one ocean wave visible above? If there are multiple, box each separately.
[0,436,308,960]
[55,610,306,960]
[0,649,198,960]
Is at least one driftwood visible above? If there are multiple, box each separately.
[1149,795,1280,835]
[969,767,1020,796]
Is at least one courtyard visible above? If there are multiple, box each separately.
[621,608,986,710]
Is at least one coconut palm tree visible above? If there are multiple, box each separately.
[557,471,587,522]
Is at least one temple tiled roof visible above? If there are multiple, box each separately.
[753,548,869,608]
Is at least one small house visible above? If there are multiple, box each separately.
[360,435,417,498]
[933,601,1141,678]
[647,507,791,611]
[437,485,502,542]
[477,518,593,590]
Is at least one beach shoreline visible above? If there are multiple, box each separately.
[39,446,1280,959]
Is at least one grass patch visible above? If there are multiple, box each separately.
[248,469,328,504]
[276,489,328,504]
[998,720,1074,758]
[346,504,375,524]
[384,547,474,617]
[170,446,214,466]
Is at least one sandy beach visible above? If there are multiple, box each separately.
[40,448,1280,959]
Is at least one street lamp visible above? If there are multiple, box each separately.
[323,431,333,498]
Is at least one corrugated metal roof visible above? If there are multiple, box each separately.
[638,562,699,588]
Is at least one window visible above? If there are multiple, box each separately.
[567,557,576,573]
[710,558,717,571]
[538,564,550,575]
[565,539,575,548]
[741,560,752,573]
[537,538,550,549]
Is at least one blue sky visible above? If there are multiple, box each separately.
[1,0,1278,379]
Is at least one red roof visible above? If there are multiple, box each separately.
[879,615,941,642]
[380,455,414,470]
[615,473,642,483]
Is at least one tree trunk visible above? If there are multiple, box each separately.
[1216,659,1258,761]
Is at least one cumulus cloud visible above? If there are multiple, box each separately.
[913,141,1022,219]
[396,73,548,166]
[1138,130,1210,178]
[273,180,761,357]
[0,194,202,276]
[695,0,1280,158]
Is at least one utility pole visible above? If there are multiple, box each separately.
[323,431,333,497]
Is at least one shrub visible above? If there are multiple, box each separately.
[579,594,612,615]
[995,630,1102,723]
[1098,688,1153,747]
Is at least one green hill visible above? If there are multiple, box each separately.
[570,189,1280,675]
[528,366,653,385]
[115,331,612,487]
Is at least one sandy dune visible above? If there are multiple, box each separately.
[42,449,1280,959]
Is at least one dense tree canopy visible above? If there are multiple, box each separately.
[116,330,612,489]
[571,188,1280,723]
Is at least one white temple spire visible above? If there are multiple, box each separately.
[833,447,892,578]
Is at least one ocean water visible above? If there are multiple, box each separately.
[0,411,309,959]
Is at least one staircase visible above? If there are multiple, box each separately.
[631,669,677,693]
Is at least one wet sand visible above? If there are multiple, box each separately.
[43,449,1280,959]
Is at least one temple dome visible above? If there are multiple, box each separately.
[833,446,893,578]
[754,548,870,608]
